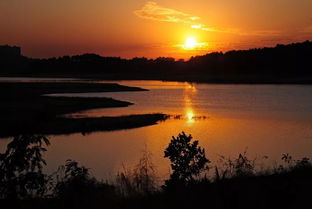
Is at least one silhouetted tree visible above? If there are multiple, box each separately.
[0,135,50,199]
[164,132,210,185]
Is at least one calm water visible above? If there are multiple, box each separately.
[1,80,312,180]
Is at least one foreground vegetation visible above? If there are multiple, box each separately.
[0,82,168,137]
[1,133,311,209]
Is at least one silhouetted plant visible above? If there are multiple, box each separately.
[275,153,295,172]
[116,149,158,196]
[53,159,92,198]
[0,135,50,199]
[214,151,255,180]
[53,159,115,200]
[282,153,293,164]
[294,157,311,169]
[234,152,255,176]
[164,132,210,186]
[277,154,312,172]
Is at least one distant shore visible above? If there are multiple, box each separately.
[1,41,312,84]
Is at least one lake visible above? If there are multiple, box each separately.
[1,80,312,180]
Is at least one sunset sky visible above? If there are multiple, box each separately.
[1,0,312,59]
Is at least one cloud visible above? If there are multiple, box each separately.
[134,1,283,37]
[134,2,245,34]
[134,1,221,32]
[134,2,199,24]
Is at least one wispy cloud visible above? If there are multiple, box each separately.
[134,1,284,37]
[134,1,222,32]
[134,2,198,24]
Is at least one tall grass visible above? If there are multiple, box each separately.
[115,149,158,197]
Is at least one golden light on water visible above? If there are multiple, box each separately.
[186,108,195,124]
[187,83,197,92]
[184,82,197,124]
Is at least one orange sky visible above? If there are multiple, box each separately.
[1,0,312,59]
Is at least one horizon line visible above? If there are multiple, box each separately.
[4,40,311,61]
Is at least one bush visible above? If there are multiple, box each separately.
[164,132,210,187]
[53,160,115,201]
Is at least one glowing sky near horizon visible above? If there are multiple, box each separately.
[1,0,312,59]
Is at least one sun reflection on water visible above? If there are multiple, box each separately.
[184,82,197,125]
[186,108,195,124]
[186,83,197,92]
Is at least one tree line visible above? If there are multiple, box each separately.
[1,40,312,83]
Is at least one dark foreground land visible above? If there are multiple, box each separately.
[0,82,167,137]
[1,134,311,209]
[7,170,311,209]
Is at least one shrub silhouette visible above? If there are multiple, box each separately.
[53,160,115,201]
[164,132,210,186]
[0,135,50,199]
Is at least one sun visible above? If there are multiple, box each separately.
[178,36,208,51]
[184,37,197,49]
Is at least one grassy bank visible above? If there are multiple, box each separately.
[0,82,168,138]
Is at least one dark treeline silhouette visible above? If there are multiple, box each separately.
[1,41,312,83]
[1,132,312,209]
